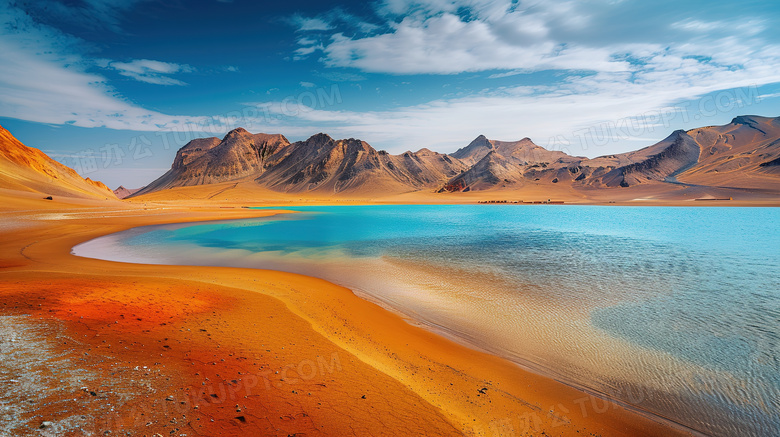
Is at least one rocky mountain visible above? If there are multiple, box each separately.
[132,116,780,199]
[256,133,468,194]
[451,135,576,167]
[134,128,291,196]
[444,136,581,191]
[570,129,702,188]
[443,116,780,193]
[136,130,468,196]
[0,124,115,199]
[444,130,703,191]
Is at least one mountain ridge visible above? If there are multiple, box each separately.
[130,115,780,199]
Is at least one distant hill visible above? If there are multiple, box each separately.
[113,185,143,199]
[130,116,780,200]
[0,124,115,199]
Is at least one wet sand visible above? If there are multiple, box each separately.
[0,191,694,436]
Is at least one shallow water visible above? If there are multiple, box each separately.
[73,205,780,436]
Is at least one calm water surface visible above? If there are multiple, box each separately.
[73,205,780,436]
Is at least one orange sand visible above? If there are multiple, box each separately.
[0,190,695,436]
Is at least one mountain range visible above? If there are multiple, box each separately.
[133,128,469,197]
[1,116,779,203]
[132,115,780,200]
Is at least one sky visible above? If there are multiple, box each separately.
[2,0,780,188]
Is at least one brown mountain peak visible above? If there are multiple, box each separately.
[306,132,335,143]
[450,134,495,165]
[223,127,250,139]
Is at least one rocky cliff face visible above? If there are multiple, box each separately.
[171,137,222,169]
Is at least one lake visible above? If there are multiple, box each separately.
[73,205,780,437]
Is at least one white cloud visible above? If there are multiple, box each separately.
[297,36,318,46]
[294,0,777,79]
[0,3,277,136]
[322,12,626,74]
[109,59,194,86]
[317,71,367,82]
[274,0,780,156]
[299,81,316,88]
[289,14,334,31]
[293,43,324,59]
[3,0,779,163]
[296,0,630,74]
[0,39,200,130]
[290,8,379,35]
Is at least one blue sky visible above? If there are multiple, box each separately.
[2,0,780,188]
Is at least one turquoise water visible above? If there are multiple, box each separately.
[73,205,780,436]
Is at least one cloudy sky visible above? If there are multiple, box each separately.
[2,0,780,188]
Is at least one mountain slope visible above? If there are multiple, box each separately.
[134,130,468,196]
[583,130,701,188]
[444,151,523,191]
[0,124,115,199]
[570,116,780,191]
[676,115,780,189]
[450,135,494,165]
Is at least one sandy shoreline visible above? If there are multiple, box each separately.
[0,193,695,436]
